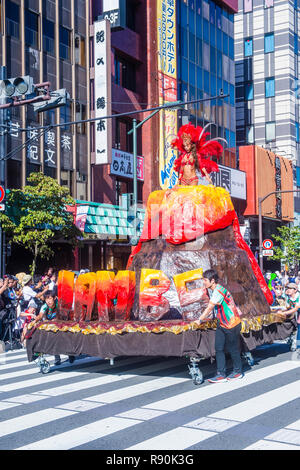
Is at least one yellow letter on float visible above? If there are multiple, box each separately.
[139,269,171,321]
[173,268,204,306]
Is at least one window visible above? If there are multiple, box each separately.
[266,121,276,142]
[114,55,136,92]
[265,77,275,97]
[265,0,274,7]
[295,33,298,55]
[43,18,55,54]
[245,82,253,100]
[265,33,274,53]
[296,122,300,143]
[60,26,71,60]
[244,38,253,57]
[25,9,39,48]
[244,0,252,13]
[246,125,254,144]
[6,0,20,38]
[75,35,86,66]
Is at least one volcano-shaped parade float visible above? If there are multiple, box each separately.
[26,124,297,383]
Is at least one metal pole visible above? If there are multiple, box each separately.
[258,189,300,273]
[132,119,138,245]
[258,197,263,272]
[0,66,7,278]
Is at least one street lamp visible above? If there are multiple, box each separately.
[258,189,300,272]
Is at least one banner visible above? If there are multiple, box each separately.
[157,0,178,190]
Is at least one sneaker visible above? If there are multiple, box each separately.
[207,374,227,383]
[227,372,244,381]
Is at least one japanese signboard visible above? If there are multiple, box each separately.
[75,205,89,232]
[110,149,144,181]
[27,125,41,164]
[210,164,246,200]
[94,19,112,165]
[100,0,126,29]
[157,0,178,190]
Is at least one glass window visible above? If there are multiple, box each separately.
[244,0,252,12]
[114,55,137,92]
[181,57,189,83]
[181,1,188,25]
[210,46,216,74]
[196,66,203,89]
[296,122,299,143]
[196,38,202,66]
[43,18,55,54]
[246,125,254,143]
[244,37,253,57]
[25,10,39,48]
[203,19,209,43]
[60,26,71,60]
[230,84,235,106]
[223,33,228,55]
[295,33,298,55]
[223,55,229,81]
[210,23,216,47]
[216,5,222,29]
[203,42,210,71]
[229,37,234,59]
[265,77,275,97]
[265,0,274,7]
[196,13,202,37]
[189,32,195,62]
[209,0,215,24]
[180,27,188,58]
[204,71,210,93]
[217,29,222,51]
[217,51,222,77]
[75,35,86,67]
[189,62,196,86]
[266,121,276,142]
[203,0,210,20]
[245,82,254,100]
[265,33,274,53]
[6,0,20,38]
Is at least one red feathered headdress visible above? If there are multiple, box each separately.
[171,123,227,176]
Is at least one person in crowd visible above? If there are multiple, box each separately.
[195,269,243,383]
[295,271,300,292]
[277,282,300,355]
[274,284,286,308]
[34,291,75,366]
[21,274,49,310]
[48,272,58,295]
[0,277,9,340]
[19,299,37,347]
[2,275,18,307]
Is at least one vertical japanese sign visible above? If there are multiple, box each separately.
[157,0,178,189]
[94,19,112,164]
[26,125,41,164]
[44,128,57,168]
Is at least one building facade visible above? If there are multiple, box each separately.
[1,0,90,200]
[234,0,300,223]
[177,0,238,168]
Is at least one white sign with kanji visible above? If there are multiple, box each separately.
[94,19,112,164]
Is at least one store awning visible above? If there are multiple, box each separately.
[74,200,145,239]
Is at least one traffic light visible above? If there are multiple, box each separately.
[0,76,34,98]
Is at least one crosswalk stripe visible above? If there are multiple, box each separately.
[0,356,150,393]
[10,360,300,450]
[17,416,143,450]
[210,380,300,422]
[126,427,216,450]
[142,361,300,412]
[0,408,75,438]
[245,418,300,450]
[244,440,300,450]
[0,359,187,419]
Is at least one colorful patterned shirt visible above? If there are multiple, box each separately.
[210,284,241,329]
[285,293,300,324]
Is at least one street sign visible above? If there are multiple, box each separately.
[262,249,274,256]
[0,203,5,211]
[263,239,273,250]
[0,186,4,203]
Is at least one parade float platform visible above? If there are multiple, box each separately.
[26,185,297,383]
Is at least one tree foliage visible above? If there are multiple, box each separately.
[0,172,82,275]
[271,225,300,272]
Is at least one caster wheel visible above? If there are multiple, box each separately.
[193,374,203,386]
[39,359,51,374]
